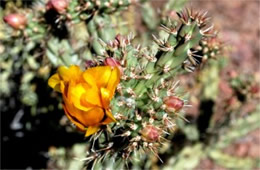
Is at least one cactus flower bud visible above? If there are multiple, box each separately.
[141,125,160,142]
[46,0,68,13]
[164,96,184,112]
[4,14,27,29]
[104,57,123,75]
[250,84,259,95]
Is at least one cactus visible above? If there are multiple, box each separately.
[1,1,228,169]
[73,8,218,168]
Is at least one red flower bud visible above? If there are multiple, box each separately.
[104,58,123,75]
[46,0,68,13]
[250,84,259,94]
[164,96,184,112]
[141,125,160,142]
[4,14,27,30]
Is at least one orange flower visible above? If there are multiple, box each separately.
[48,65,120,137]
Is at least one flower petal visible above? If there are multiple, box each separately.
[85,126,100,137]
[83,107,105,126]
[64,95,105,127]
[101,109,117,125]
[100,67,120,108]
[63,105,85,131]
[63,95,90,125]
[67,81,100,111]
[83,66,120,108]
[58,65,82,82]
[83,66,119,89]
[82,71,97,88]
[80,83,102,108]
[105,66,120,97]
[100,87,110,109]
[48,73,61,92]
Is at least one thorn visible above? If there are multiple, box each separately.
[172,80,180,90]
[175,113,190,123]
[201,11,208,18]
[150,147,163,163]
[201,24,214,35]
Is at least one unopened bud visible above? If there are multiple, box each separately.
[164,96,184,112]
[141,125,160,142]
[104,57,120,67]
[104,57,124,75]
[250,84,259,95]
[46,0,68,13]
[4,14,27,29]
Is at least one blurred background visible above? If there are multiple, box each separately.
[1,0,259,169]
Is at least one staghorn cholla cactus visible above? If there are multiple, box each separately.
[1,0,222,169]
[45,8,217,168]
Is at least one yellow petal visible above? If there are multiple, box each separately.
[48,73,61,92]
[83,66,116,89]
[58,65,82,82]
[106,110,117,122]
[67,82,98,111]
[60,81,65,94]
[63,105,85,131]
[63,95,89,125]
[83,107,105,126]
[68,82,88,111]
[80,83,102,107]
[64,95,104,127]
[101,110,117,125]
[85,126,100,137]
[100,87,111,109]
[100,67,120,108]
[82,71,97,88]
[83,66,120,108]
[105,67,120,98]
